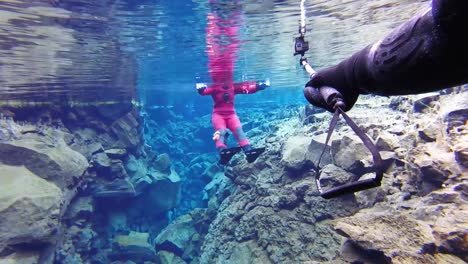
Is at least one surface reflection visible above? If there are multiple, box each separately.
[0,0,429,105]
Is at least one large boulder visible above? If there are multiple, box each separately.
[0,136,88,190]
[281,136,313,170]
[331,134,374,175]
[334,211,436,263]
[0,125,88,256]
[281,135,332,172]
[134,169,181,214]
[0,165,63,253]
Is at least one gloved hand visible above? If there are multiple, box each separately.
[196,83,207,94]
[256,79,270,90]
[304,49,365,112]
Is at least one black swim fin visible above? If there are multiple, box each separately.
[219,147,242,165]
[245,147,265,163]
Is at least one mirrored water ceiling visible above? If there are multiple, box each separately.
[0,0,429,106]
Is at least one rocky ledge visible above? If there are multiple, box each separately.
[160,88,467,264]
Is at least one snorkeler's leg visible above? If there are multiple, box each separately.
[213,112,242,165]
[227,114,266,163]
[212,112,228,150]
[227,113,250,149]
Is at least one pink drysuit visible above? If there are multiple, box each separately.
[198,11,261,150]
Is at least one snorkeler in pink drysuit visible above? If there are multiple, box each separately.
[196,6,269,164]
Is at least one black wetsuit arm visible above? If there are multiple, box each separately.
[306,0,468,109]
[362,0,468,96]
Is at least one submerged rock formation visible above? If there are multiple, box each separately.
[160,88,467,263]
[0,103,179,263]
[0,116,89,262]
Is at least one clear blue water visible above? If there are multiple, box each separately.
[0,0,426,106]
[0,0,432,262]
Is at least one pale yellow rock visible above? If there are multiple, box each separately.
[0,164,62,252]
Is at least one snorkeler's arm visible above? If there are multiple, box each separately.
[196,83,215,95]
[305,0,468,112]
[234,81,258,94]
[234,80,270,94]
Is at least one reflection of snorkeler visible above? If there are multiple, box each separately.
[196,4,269,165]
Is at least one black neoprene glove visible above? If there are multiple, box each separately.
[304,46,370,112]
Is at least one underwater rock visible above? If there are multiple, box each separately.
[203,172,234,209]
[354,173,387,208]
[0,122,89,258]
[154,153,171,173]
[158,250,186,264]
[413,93,440,113]
[375,131,400,151]
[111,232,158,262]
[413,153,450,195]
[105,148,127,159]
[64,196,94,223]
[54,225,97,263]
[0,164,63,254]
[110,159,129,179]
[418,120,441,142]
[331,134,373,176]
[126,154,148,179]
[439,91,468,132]
[318,164,357,190]
[93,152,112,169]
[91,153,129,179]
[69,128,105,159]
[0,251,40,264]
[200,157,360,264]
[444,109,468,132]
[334,211,435,262]
[227,240,271,264]
[302,105,326,125]
[110,111,141,150]
[308,133,334,166]
[419,199,468,262]
[132,175,153,195]
[281,135,332,172]
[155,215,197,259]
[95,103,133,122]
[281,136,313,170]
[454,146,468,168]
[0,136,88,190]
[93,178,136,199]
[156,208,215,262]
[136,169,181,214]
